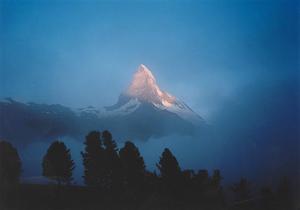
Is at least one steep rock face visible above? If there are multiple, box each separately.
[126,64,176,107]
[96,64,205,140]
[105,64,204,126]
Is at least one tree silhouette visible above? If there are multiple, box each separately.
[181,169,194,198]
[211,169,222,189]
[195,169,209,190]
[102,130,122,192]
[210,169,225,205]
[42,141,75,185]
[119,141,145,190]
[231,178,251,201]
[103,130,118,154]
[81,131,105,187]
[192,169,210,199]
[0,141,22,186]
[156,148,182,193]
[0,141,21,207]
[144,170,159,192]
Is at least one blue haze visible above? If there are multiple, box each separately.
[1,0,299,185]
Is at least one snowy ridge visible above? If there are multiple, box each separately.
[78,98,141,118]
[153,100,203,125]
[102,98,141,117]
[78,106,100,115]
[125,64,176,107]
[90,64,205,125]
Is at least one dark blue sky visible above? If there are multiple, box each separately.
[1,0,299,184]
[1,0,298,120]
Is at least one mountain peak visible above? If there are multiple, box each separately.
[106,64,204,125]
[125,64,175,107]
[137,64,155,78]
[132,64,157,87]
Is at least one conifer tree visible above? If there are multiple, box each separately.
[102,130,122,191]
[81,131,105,187]
[0,141,22,205]
[119,141,145,189]
[211,169,222,189]
[0,141,22,186]
[42,141,74,185]
[157,148,182,192]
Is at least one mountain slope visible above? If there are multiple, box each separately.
[0,65,205,144]
[104,64,204,126]
[0,98,80,145]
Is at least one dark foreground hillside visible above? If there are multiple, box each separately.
[1,183,298,210]
[1,183,222,210]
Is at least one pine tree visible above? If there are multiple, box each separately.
[0,141,22,206]
[42,141,74,185]
[211,169,224,202]
[0,141,22,186]
[102,130,122,192]
[119,141,145,189]
[211,169,222,189]
[81,131,105,187]
[156,148,182,192]
[195,169,209,189]
[103,130,118,154]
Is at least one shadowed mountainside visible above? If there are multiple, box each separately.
[0,98,202,145]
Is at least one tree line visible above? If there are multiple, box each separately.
[40,130,225,198]
[0,130,294,210]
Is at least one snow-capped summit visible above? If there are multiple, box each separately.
[106,64,204,125]
[126,64,176,107]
